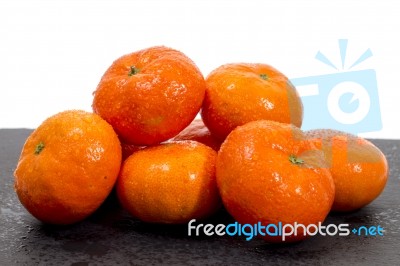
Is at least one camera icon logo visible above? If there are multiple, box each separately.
[290,39,382,135]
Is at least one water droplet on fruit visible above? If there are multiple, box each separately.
[189,173,197,180]
[227,84,235,90]
[260,98,274,110]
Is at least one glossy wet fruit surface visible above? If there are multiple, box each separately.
[306,129,388,212]
[14,110,122,225]
[117,140,221,224]
[217,120,335,242]
[201,63,303,140]
[92,46,206,146]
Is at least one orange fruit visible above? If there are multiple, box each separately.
[172,119,222,150]
[117,141,221,224]
[306,129,388,212]
[14,110,122,225]
[201,63,303,140]
[92,46,206,146]
[120,141,144,160]
[217,120,334,242]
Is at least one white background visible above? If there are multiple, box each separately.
[1,0,399,139]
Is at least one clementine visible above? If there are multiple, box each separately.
[306,129,388,212]
[217,120,334,242]
[172,119,222,150]
[117,141,221,224]
[92,46,206,146]
[201,63,303,140]
[14,110,122,225]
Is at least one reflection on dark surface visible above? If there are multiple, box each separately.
[1,130,399,265]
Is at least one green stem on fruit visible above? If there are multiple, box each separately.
[289,154,304,165]
[128,66,140,76]
[260,74,268,80]
[35,142,45,155]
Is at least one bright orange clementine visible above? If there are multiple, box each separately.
[117,141,221,224]
[201,63,303,140]
[14,110,122,225]
[172,119,222,150]
[217,120,334,242]
[92,46,206,146]
[306,129,388,212]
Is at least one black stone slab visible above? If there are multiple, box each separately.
[1,129,399,265]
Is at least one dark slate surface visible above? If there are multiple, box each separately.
[0,129,399,266]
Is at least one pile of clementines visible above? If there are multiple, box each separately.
[14,46,388,243]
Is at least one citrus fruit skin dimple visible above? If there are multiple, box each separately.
[306,129,389,212]
[216,120,334,242]
[201,63,303,141]
[117,140,221,224]
[14,110,122,225]
[92,46,206,146]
